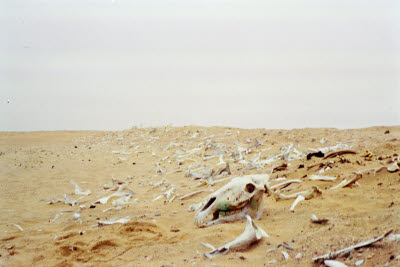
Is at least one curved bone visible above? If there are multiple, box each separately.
[274,186,322,201]
[70,180,91,195]
[203,215,268,258]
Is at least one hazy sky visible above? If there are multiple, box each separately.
[1,0,399,131]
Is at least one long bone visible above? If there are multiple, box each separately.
[201,215,268,258]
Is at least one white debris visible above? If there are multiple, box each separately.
[96,216,131,226]
[309,175,336,181]
[282,250,289,260]
[295,252,302,259]
[12,224,23,231]
[324,260,348,267]
[70,180,92,195]
[202,215,268,258]
[388,233,400,242]
[95,185,135,205]
[355,259,364,266]
[290,195,305,211]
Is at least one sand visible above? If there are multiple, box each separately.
[0,126,399,266]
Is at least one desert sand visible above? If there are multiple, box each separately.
[0,126,399,266]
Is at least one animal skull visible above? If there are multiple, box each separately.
[194,175,269,227]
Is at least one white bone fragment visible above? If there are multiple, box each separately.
[330,174,362,190]
[200,242,216,250]
[313,230,393,262]
[178,190,205,200]
[320,138,327,144]
[329,180,348,190]
[153,187,175,201]
[203,215,268,258]
[311,214,329,224]
[270,179,302,190]
[295,252,302,259]
[274,186,322,201]
[290,195,305,211]
[70,180,91,195]
[64,194,84,206]
[96,216,131,226]
[217,154,226,165]
[282,250,289,260]
[309,175,336,181]
[12,224,23,231]
[112,195,138,207]
[324,260,348,267]
[51,212,63,223]
[72,205,85,220]
[387,162,399,172]
[355,259,364,266]
[118,157,127,162]
[388,233,400,242]
[95,185,134,204]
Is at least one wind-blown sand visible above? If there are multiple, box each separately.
[0,126,399,266]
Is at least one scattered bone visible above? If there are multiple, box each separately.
[311,214,329,224]
[178,190,205,200]
[387,162,399,172]
[216,162,231,176]
[282,250,289,260]
[270,179,302,190]
[64,194,84,206]
[103,176,126,189]
[95,185,134,204]
[70,180,92,195]
[112,195,138,208]
[330,174,363,190]
[290,195,305,211]
[274,186,322,201]
[12,223,23,231]
[217,154,226,165]
[323,150,357,159]
[72,205,85,222]
[95,216,131,227]
[295,252,302,259]
[355,259,364,266]
[153,187,175,201]
[51,212,63,223]
[185,168,214,180]
[312,229,393,263]
[324,260,348,267]
[202,215,268,258]
[309,175,336,181]
[388,233,400,242]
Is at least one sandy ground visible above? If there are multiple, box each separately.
[0,126,399,266]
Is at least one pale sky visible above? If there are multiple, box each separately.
[1,0,399,131]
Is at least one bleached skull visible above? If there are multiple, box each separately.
[194,175,268,227]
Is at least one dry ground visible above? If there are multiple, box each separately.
[0,126,399,266]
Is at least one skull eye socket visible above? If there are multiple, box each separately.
[246,183,255,193]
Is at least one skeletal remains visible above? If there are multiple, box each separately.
[194,173,322,227]
[194,175,269,227]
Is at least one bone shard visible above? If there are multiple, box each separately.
[274,186,322,201]
[178,190,205,200]
[95,184,134,204]
[203,215,268,258]
[96,216,131,227]
[70,180,91,195]
[309,175,336,181]
[290,195,305,211]
[312,230,393,263]
[324,260,348,267]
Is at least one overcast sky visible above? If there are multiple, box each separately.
[1,0,399,131]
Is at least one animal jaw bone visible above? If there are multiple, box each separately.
[202,215,268,258]
[194,175,268,227]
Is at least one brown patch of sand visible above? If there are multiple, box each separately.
[0,126,399,266]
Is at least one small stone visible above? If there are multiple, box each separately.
[154,212,161,216]
[385,130,390,134]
